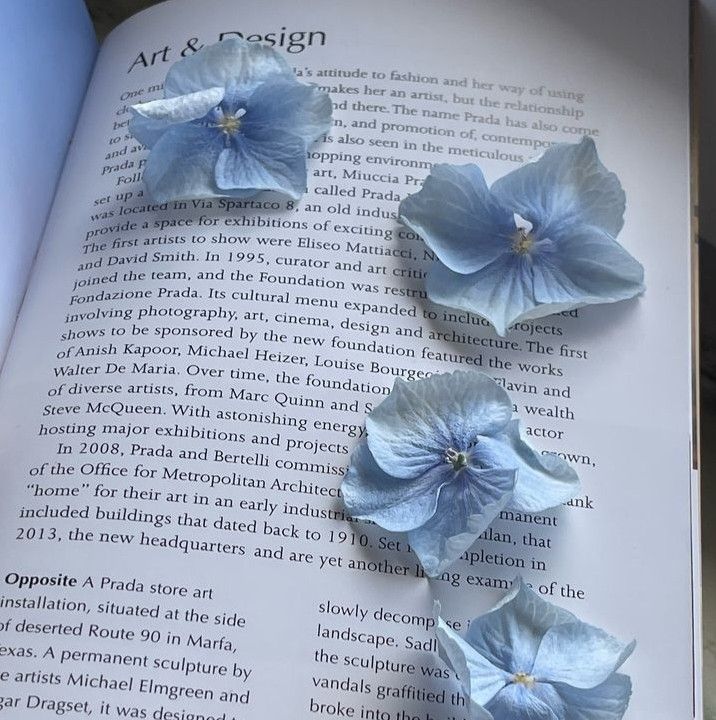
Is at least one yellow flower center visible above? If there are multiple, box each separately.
[512,228,534,255]
[512,672,536,688]
[215,111,244,135]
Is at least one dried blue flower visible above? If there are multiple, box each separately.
[436,579,635,720]
[399,138,645,336]
[341,371,579,576]
[129,39,332,202]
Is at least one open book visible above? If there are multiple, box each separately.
[0,0,699,718]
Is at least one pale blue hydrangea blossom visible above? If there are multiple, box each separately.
[129,39,332,202]
[341,371,579,576]
[436,579,635,720]
[399,138,645,336]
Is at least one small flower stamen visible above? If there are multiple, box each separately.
[512,228,534,255]
[445,447,468,471]
[215,108,246,135]
[512,672,536,688]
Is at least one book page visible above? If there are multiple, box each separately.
[0,0,97,364]
[0,1,696,718]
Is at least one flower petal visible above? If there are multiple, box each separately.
[215,129,307,199]
[534,225,645,306]
[531,683,567,718]
[142,123,223,203]
[551,673,632,720]
[130,87,224,147]
[244,79,332,145]
[426,255,535,337]
[341,440,445,532]
[399,164,515,274]
[532,622,635,689]
[464,579,577,674]
[408,466,515,576]
[366,372,513,480]
[219,81,253,114]
[164,38,293,97]
[479,420,579,513]
[491,138,625,238]
[436,614,511,709]
[485,683,562,720]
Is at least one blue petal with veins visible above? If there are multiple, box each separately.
[436,580,635,720]
[399,138,644,335]
[130,38,331,202]
[341,371,579,575]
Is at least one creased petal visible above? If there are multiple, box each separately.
[552,674,632,720]
[436,614,510,709]
[164,38,293,97]
[219,81,253,113]
[531,683,567,719]
[215,129,307,199]
[366,372,513,480]
[465,579,577,674]
[142,124,222,202]
[399,164,515,274]
[534,225,645,306]
[479,420,579,512]
[341,440,445,532]
[130,86,224,147]
[491,138,625,238]
[532,622,635,688]
[408,467,515,576]
[427,255,535,337]
[244,80,332,145]
[136,92,221,124]
[486,683,562,720]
